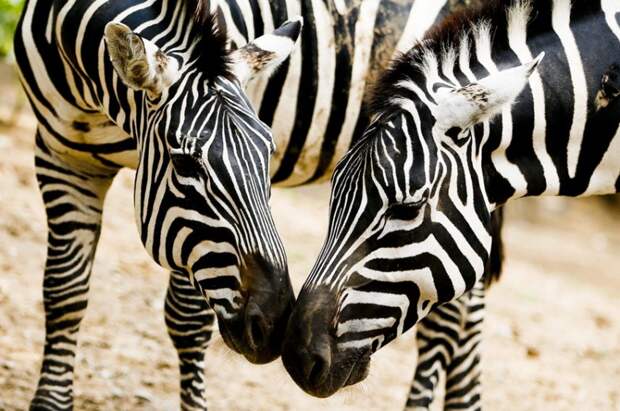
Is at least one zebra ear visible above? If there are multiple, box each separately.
[230,16,303,86]
[434,53,545,132]
[104,22,180,95]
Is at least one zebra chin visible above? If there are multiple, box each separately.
[209,253,295,364]
[281,287,373,397]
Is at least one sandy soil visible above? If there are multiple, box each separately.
[0,67,619,410]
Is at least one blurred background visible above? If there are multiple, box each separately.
[0,1,619,410]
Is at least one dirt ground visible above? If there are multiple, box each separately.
[0,68,619,410]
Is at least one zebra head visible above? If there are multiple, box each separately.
[104,11,302,364]
[282,50,543,396]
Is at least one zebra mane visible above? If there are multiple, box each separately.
[369,0,601,115]
[190,0,232,80]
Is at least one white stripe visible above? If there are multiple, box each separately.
[507,2,560,196]
[395,0,448,54]
[75,0,108,74]
[336,317,396,337]
[338,337,382,350]
[237,0,255,40]
[284,0,336,185]
[217,1,248,46]
[171,227,192,269]
[333,0,347,15]
[338,289,409,335]
[470,21,528,205]
[45,6,54,43]
[552,0,588,179]
[602,0,620,41]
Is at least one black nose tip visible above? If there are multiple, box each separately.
[302,341,331,387]
[244,301,270,351]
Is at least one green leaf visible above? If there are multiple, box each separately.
[0,0,25,57]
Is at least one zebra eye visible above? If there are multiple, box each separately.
[170,151,201,178]
[386,199,426,221]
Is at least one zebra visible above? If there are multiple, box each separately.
[14,0,470,409]
[281,0,620,402]
[15,0,302,409]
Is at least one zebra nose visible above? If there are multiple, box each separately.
[244,300,270,351]
[302,341,332,387]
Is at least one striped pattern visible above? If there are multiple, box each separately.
[407,281,485,411]
[407,208,503,411]
[17,1,301,409]
[283,0,620,400]
[29,132,114,411]
[16,0,467,409]
[247,0,450,186]
[165,270,215,410]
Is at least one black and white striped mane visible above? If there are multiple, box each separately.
[189,0,232,80]
[370,0,601,114]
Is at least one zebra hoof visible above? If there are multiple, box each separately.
[29,398,71,411]
[29,387,73,411]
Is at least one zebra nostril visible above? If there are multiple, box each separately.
[245,302,269,351]
[308,355,328,387]
[304,343,332,387]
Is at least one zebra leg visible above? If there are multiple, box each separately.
[443,207,502,411]
[165,270,215,411]
[443,282,485,411]
[404,282,485,411]
[30,136,116,411]
[405,290,474,410]
[407,208,501,411]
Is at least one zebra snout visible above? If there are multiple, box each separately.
[282,325,336,397]
[281,287,347,397]
[215,253,295,364]
[282,285,374,397]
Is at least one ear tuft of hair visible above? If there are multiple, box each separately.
[191,0,232,81]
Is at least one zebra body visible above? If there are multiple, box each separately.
[246,0,451,186]
[19,0,447,181]
[282,0,620,399]
[16,0,477,409]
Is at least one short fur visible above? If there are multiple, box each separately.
[369,0,602,114]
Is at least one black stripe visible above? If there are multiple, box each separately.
[271,0,318,183]
[227,0,249,40]
[561,10,620,195]
[249,0,264,38]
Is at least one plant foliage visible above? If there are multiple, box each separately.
[0,0,24,57]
